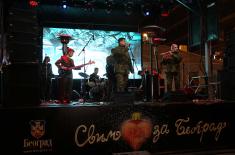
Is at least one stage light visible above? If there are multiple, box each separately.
[160,3,169,17]
[142,33,149,42]
[84,0,95,12]
[61,0,68,9]
[29,0,39,8]
[161,10,169,17]
[105,0,113,14]
[141,3,151,16]
[124,1,133,15]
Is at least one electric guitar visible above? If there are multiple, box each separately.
[58,60,95,75]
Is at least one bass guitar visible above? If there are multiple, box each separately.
[58,60,95,75]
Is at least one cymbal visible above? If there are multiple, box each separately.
[79,72,89,78]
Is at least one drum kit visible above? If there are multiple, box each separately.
[79,72,108,101]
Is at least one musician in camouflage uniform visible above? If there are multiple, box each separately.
[161,44,182,92]
[111,38,134,92]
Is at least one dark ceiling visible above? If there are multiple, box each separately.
[5,0,184,31]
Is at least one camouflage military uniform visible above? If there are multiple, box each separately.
[111,46,133,92]
[161,52,182,91]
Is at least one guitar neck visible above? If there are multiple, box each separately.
[70,63,90,70]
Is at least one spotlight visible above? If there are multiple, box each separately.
[63,4,67,9]
[61,0,68,9]
[124,1,133,15]
[105,0,113,14]
[141,3,151,16]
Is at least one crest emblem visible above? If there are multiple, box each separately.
[30,120,45,139]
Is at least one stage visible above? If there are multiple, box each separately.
[1,100,235,155]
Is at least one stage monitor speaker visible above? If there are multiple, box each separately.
[3,63,40,107]
[161,90,193,102]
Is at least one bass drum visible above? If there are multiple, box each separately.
[87,81,96,88]
[89,85,103,101]
[89,79,108,101]
[100,78,108,88]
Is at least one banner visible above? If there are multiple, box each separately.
[1,103,235,154]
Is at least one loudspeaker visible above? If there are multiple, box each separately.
[224,31,235,71]
[226,31,235,46]
[219,70,235,100]
[8,19,40,34]
[3,63,41,107]
[6,7,41,63]
[7,8,39,34]
[7,32,40,45]
[7,42,41,63]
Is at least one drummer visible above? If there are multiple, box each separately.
[89,67,100,87]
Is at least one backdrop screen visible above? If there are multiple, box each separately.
[43,27,142,79]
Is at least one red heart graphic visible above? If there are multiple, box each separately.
[121,119,152,150]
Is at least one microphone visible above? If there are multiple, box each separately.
[126,43,131,48]
[92,34,95,40]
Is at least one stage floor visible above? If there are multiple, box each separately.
[39,98,225,108]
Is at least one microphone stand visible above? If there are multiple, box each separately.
[78,35,93,102]
[129,45,138,88]
[153,44,160,98]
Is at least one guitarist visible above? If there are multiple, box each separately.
[55,47,80,104]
